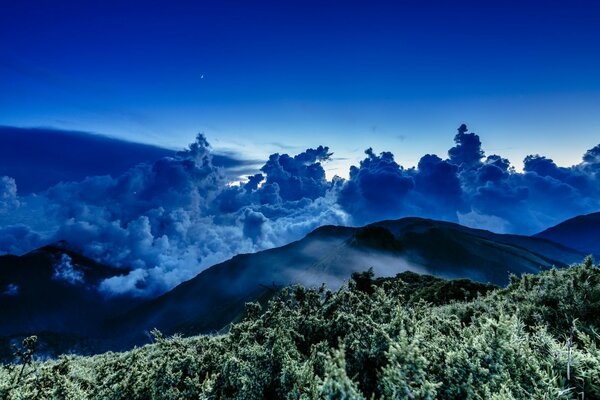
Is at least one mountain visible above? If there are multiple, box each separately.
[534,211,600,257]
[0,242,139,337]
[0,216,588,353]
[112,217,585,345]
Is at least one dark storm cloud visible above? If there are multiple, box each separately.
[0,125,598,297]
[0,126,174,194]
[0,126,260,194]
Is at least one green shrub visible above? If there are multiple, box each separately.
[1,259,599,399]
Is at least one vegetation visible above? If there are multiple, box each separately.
[1,258,599,399]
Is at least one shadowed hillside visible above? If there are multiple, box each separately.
[0,216,588,355]
[0,242,138,336]
[110,217,584,346]
[535,211,600,256]
[2,259,598,399]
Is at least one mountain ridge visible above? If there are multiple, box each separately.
[108,216,585,346]
[0,215,590,354]
[534,211,600,256]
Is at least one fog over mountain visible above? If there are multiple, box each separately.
[1,124,599,297]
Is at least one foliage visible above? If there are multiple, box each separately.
[1,260,599,399]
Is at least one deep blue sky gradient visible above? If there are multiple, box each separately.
[2,0,600,175]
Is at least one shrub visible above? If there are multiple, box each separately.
[1,260,599,399]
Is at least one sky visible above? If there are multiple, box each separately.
[2,0,600,297]
[2,0,600,177]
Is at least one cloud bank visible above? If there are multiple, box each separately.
[0,126,260,194]
[0,125,598,296]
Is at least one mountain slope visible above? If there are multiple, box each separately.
[0,242,138,336]
[5,259,598,399]
[534,211,600,256]
[113,217,585,344]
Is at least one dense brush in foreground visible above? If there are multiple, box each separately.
[2,259,600,399]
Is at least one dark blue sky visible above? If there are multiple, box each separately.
[2,0,600,176]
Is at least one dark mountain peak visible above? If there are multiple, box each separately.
[107,215,586,349]
[28,241,74,257]
[534,211,600,256]
[347,225,404,252]
[539,211,600,228]
[20,242,126,281]
[305,224,356,239]
[1,215,590,355]
[0,243,141,337]
[370,217,452,236]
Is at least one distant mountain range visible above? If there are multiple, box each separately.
[0,214,594,357]
[535,212,600,257]
[110,217,585,345]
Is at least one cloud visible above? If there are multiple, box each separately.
[0,224,43,256]
[413,154,463,219]
[52,254,84,285]
[0,176,20,212]
[448,123,485,169]
[338,148,415,224]
[338,125,599,233]
[0,125,598,297]
[0,126,260,194]
[0,135,347,297]
[2,283,19,297]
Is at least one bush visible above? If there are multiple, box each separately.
[1,260,599,399]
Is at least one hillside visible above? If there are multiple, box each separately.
[0,216,587,354]
[0,242,138,337]
[111,217,585,345]
[1,259,598,399]
[535,211,600,256]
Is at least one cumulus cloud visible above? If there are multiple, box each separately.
[338,148,415,224]
[448,124,485,169]
[0,126,261,195]
[0,176,20,212]
[52,254,84,285]
[337,124,600,233]
[0,126,598,297]
[0,135,347,297]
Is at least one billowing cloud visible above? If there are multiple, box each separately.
[448,123,485,169]
[52,254,84,285]
[0,176,20,212]
[338,125,600,233]
[0,126,598,297]
[0,126,260,195]
[0,135,347,297]
[338,148,415,224]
